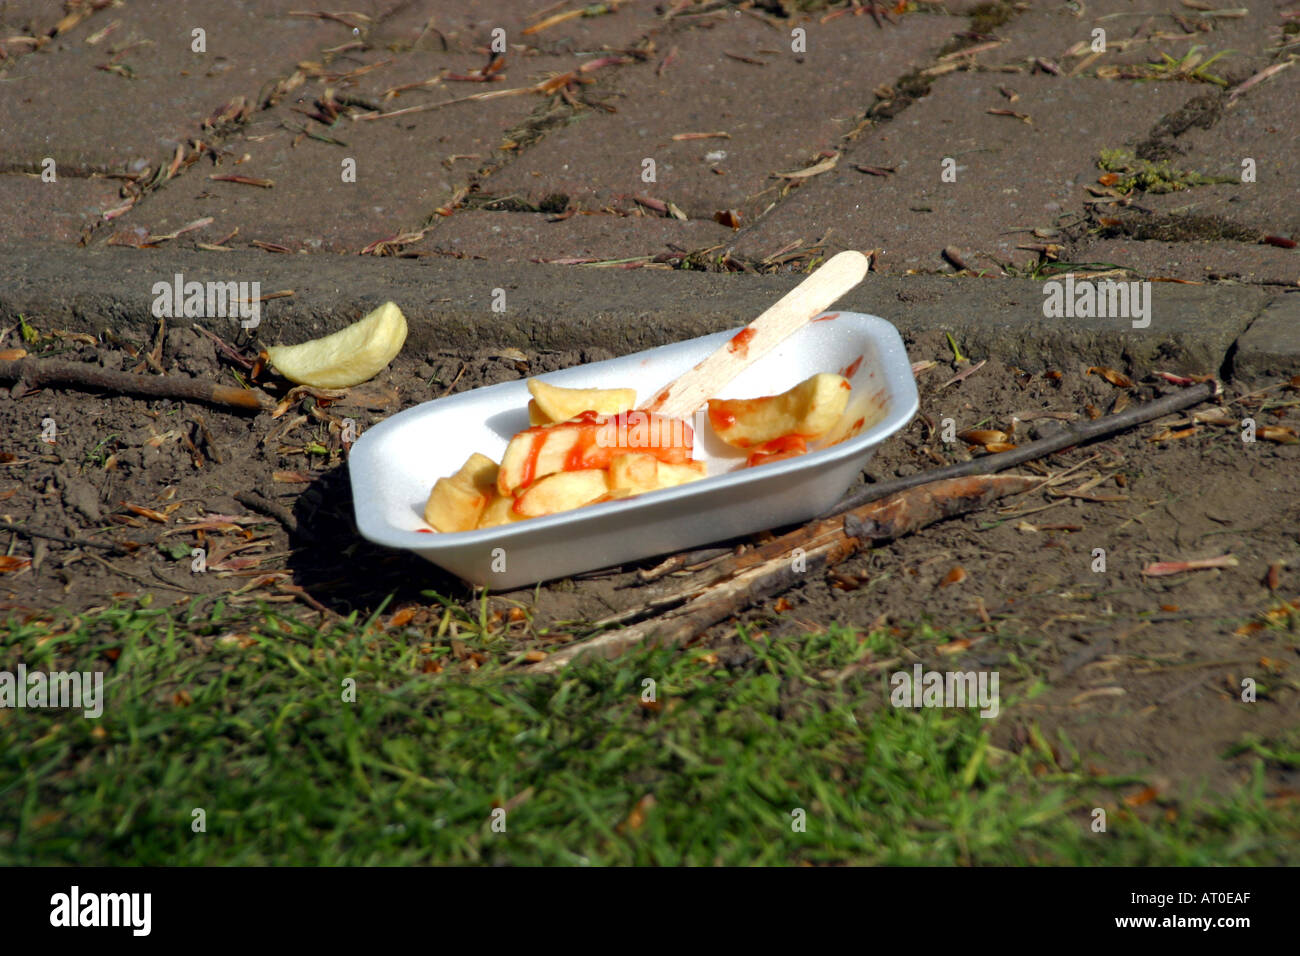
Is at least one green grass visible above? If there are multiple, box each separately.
[3,599,1297,865]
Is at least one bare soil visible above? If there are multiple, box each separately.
[2,324,1297,801]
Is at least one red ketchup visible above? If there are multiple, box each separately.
[745,434,807,468]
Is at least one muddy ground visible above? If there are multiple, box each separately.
[1,319,1297,802]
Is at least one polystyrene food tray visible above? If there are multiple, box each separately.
[349,312,918,589]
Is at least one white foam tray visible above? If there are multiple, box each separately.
[349,312,918,588]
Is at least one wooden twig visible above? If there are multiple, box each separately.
[233,491,306,539]
[826,381,1216,517]
[531,382,1221,673]
[192,323,255,370]
[635,544,733,583]
[0,358,267,413]
[1,520,127,554]
[530,474,1038,673]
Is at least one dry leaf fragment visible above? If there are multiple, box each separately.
[940,565,967,587]
[986,108,1031,123]
[0,555,32,573]
[1147,426,1198,442]
[209,174,274,188]
[388,607,417,629]
[1087,366,1133,388]
[1260,425,1299,444]
[937,638,972,655]
[1123,786,1159,807]
[828,571,863,591]
[210,555,264,572]
[1142,554,1238,576]
[775,153,839,179]
[622,794,656,832]
[1192,408,1235,426]
[958,429,1008,445]
[1263,599,1300,623]
[124,503,169,523]
[1153,370,1208,386]
[940,359,987,389]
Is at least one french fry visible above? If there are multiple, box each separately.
[476,492,526,528]
[424,452,499,532]
[707,373,851,448]
[432,351,863,527]
[498,411,693,496]
[609,453,660,493]
[656,460,707,487]
[527,379,636,424]
[266,301,407,388]
[513,469,610,517]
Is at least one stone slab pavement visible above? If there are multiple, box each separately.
[0,0,1296,373]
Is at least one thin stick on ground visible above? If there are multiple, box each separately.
[530,474,1039,673]
[233,491,310,542]
[1,520,128,554]
[826,381,1216,516]
[0,358,268,413]
[530,381,1220,673]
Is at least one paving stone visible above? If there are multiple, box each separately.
[1102,183,1298,244]
[1056,64,1300,282]
[976,0,1282,74]
[0,172,128,242]
[1066,236,1299,283]
[1139,66,1300,237]
[0,0,102,68]
[0,0,63,37]
[370,0,665,55]
[421,209,733,262]
[1232,291,1300,379]
[108,52,571,253]
[477,13,958,222]
[0,1,352,171]
[732,73,1195,272]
